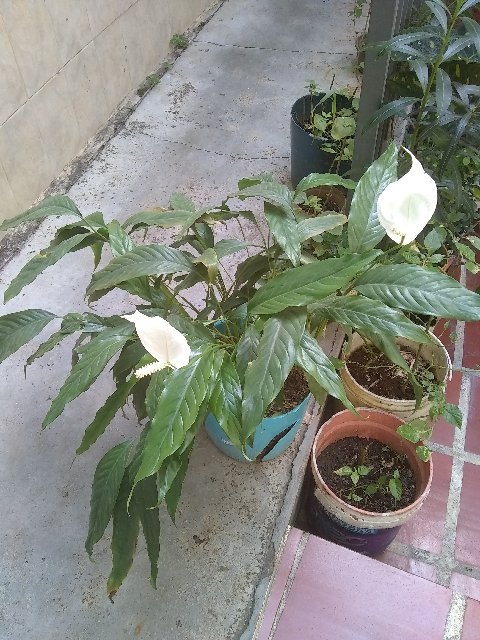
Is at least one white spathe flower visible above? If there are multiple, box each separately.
[377,148,437,245]
[122,310,190,378]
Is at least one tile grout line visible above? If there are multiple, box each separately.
[387,540,480,580]
[429,441,480,466]
[267,532,309,640]
[443,592,467,640]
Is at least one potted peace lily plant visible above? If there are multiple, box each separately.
[1,142,480,595]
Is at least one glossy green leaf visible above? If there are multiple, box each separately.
[426,1,448,33]
[397,419,433,444]
[164,437,196,523]
[424,227,447,252]
[4,234,88,302]
[462,16,480,55]
[436,68,453,117]
[134,349,219,486]
[85,440,133,556]
[359,328,412,374]
[416,445,431,462]
[145,370,169,420]
[87,245,192,294]
[363,99,417,133]
[76,378,137,454]
[248,251,380,315]
[112,340,147,383]
[25,313,84,366]
[0,309,56,364]
[107,220,134,256]
[348,142,398,252]
[294,174,356,199]
[411,60,429,92]
[107,472,140,599]
[209,356,244,449]
[460,0,480,15]
[131,474,160,588]
[123,208,200,230]
[0,195,81,231]
[297,214,347,242]
[235,254,270,286]
[296,332,353,409]
[235,325,261,383]
[242,309,306,439]
[43,324,134,427]
[355,264,480,320]
[237,180,294,214]
[315,295,431,343]
[443,35,475,61]
[213,239,249,259]
[264,202,301,266]
[170,192,196,212]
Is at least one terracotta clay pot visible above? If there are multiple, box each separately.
[340,333,451,421]
[309,408,433,555]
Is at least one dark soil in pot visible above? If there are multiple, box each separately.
[346,344,431,400]
[266,368,309,416]
[317,435,417,512]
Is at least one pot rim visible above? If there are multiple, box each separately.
[311,407,433,518]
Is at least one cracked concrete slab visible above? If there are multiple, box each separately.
[0,0,360,638]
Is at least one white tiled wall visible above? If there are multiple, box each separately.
[0,0,212,223]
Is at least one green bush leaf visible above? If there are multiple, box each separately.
[25,313,84,367]
[107,472,140,599]
[442,402,463,428]
[133,349,220,487]
[0,309,57,364]
[248,251,380,315]
[87,245,192,294]
[43,324,134,427]
[315,295,431,343]
[0,195,80,231]
[416,445,431,461]
[355,264,480,320]
[436,68,453,117]
[348,142,398,252]
[334,466,353,476]
[237,180,294,215]
[76,378,137,454]
[397,419,433,444]
[213,239,249,259]
[85,440,133,556]
[123,208,201,230]
[296,214,347,242]
[107,220,134,256]
[236,325,261,383]
[424,227,447,252]
[131,474,160,588]
[264,202,301,266]
[209,356,244,449]
[294,174,356,199]
[242,309,306,439]
[296,332,353,409]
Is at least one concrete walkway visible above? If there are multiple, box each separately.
[0,1,360,639]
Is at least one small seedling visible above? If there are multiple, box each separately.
[334,464,403,504]
[170,33,189,50]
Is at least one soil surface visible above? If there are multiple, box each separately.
[317,436,416,512]
[266,368,310,416]
[346,344,430,400]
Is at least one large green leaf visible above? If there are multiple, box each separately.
[112,340,147,383]
[133,349,220,487]
[107,472,140,599]
[43,324,133,427]
[156,426,198,504]
[296,214,347,242]
[355,264,480,320]
[131,474,160,588]
[237,180,294,215]
[0,309,56,364]
[264,202,301,266]
[0,195,81,231]
[145,370,169,420]
[209,356,244,449]
[165,437,195,523]
[294,174,356,199]
[123,208,201,230]
[315,295,431,343]
[106,221,153,300]
[25,313,85,367]
[347,142,399,252]
[248,251,380,315]
[235,325,261,383]
[436,68,452,117]
[296,332,353,409]
[76,378,137,454]
[4,234,88,302]
[87,245,192,294]
[235,254,270,287]
[85,440,133,556]
[213,239,249,259]
[242,309,306,439]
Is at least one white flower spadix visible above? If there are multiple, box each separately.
[377,148,437,245]
[122,310,190,378]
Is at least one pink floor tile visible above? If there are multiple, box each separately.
[430,371,462,448]
[462,598,480,640]
[257,528,303,640]
[465,375,480,456]
[455,463,480,567]
[451,572,480,602]
[395,452,452,554]
[272,532,451,640]
[377,550,437,583]
[463,321,480,369]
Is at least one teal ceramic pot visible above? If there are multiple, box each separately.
[205,394,311,462]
